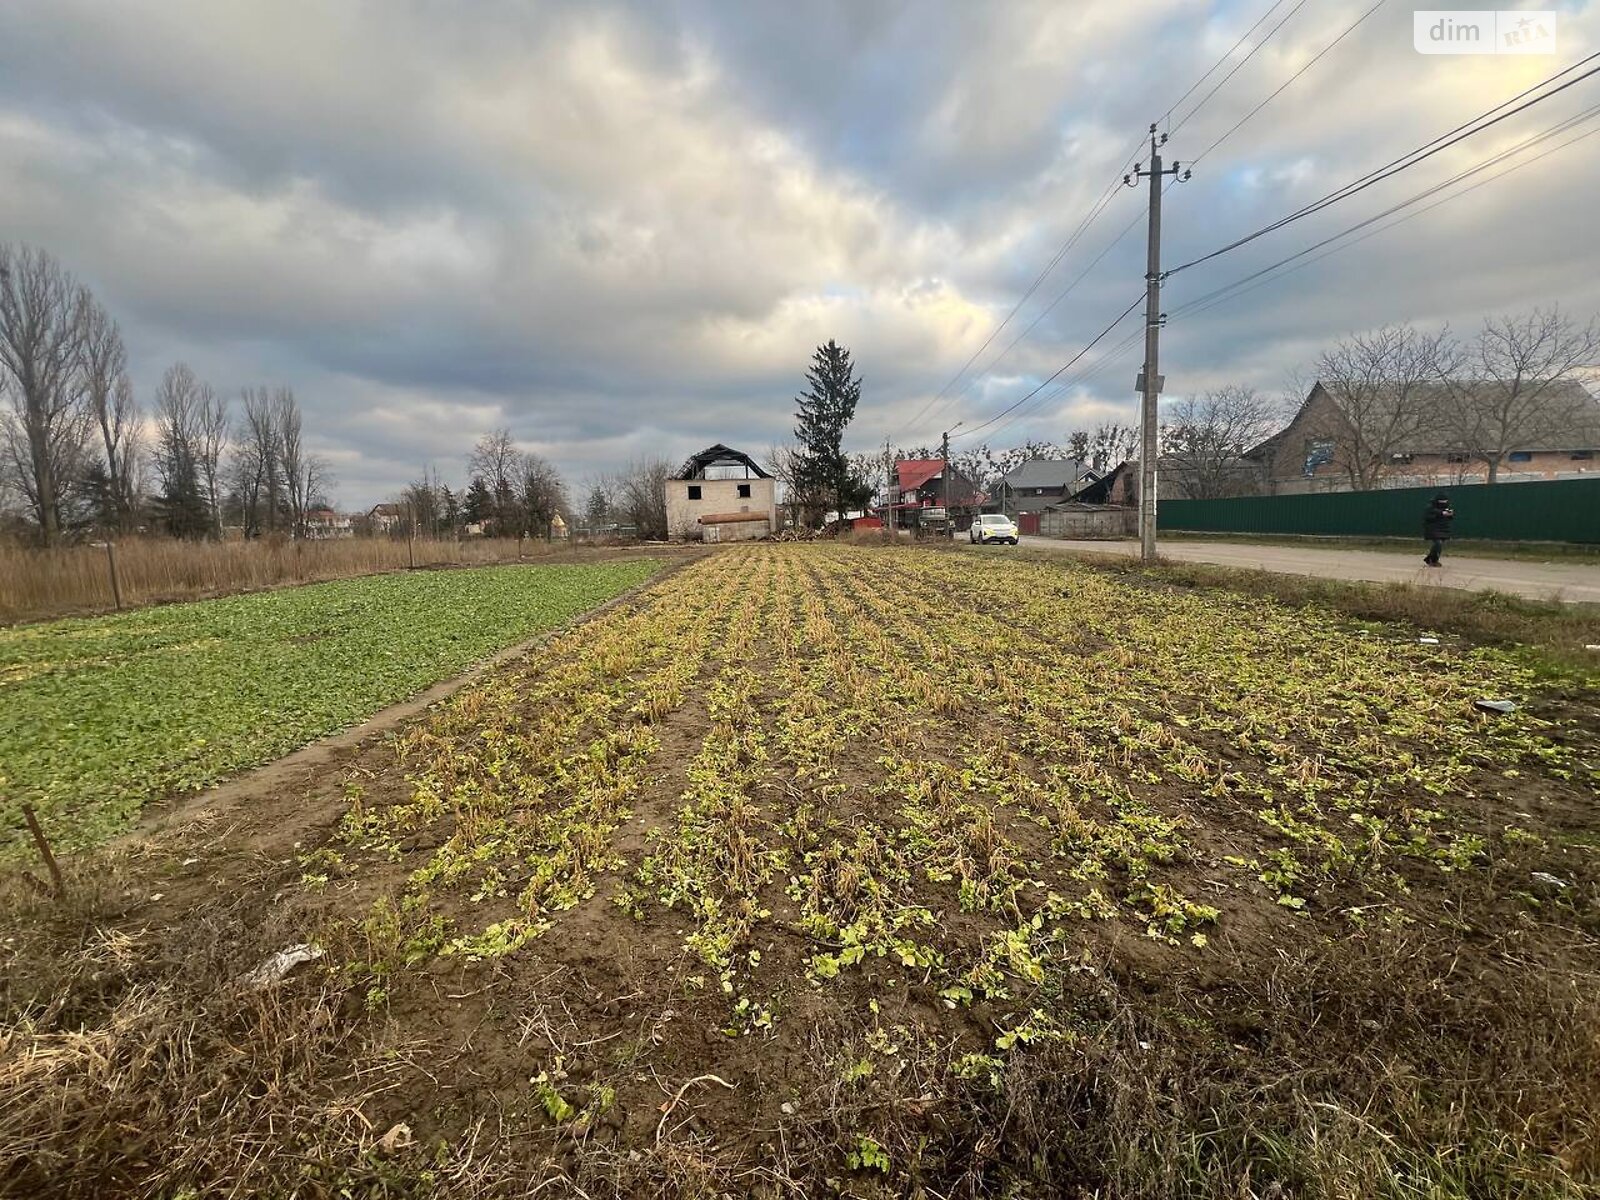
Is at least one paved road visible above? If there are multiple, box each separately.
[990,538,1600,605]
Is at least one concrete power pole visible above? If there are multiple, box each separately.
[941,429,950,535]
[1126,125,1189,564]
[884,437,893,540]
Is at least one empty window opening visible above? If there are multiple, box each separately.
[687,485,702,500]
[737,483,752,498]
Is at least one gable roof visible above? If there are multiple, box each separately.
[1248,379,1600,458]
[673,443,771,480]
[1071,461,1129,504]
[995,458,1095,490]
[896,459,945,492]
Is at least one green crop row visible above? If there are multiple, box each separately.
[0,560,659,851]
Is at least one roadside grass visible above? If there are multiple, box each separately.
[1055,548,1600,681]
[0,560,658,853]
[3,545,1596,1198]
[1159,529,1600,564]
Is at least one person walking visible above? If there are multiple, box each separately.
[1423,493,1454,567]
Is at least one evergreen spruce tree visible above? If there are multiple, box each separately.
[463,477,493,528]
[793,340,868,524]
[156,440,210,538]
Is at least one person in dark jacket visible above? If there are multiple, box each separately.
[1423,494,1454,567]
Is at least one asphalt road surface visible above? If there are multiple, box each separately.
[986,538,1600,605]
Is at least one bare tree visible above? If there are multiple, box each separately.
[273,388,326,538]
[153,363,211,537]
[79,299,144,531]
[400,466,451,538]
[236,387,282,536]
[196,382,229,536]
[766,441,819,529]
[0,244,90,544]
[1161,385,1282,499]
[1443,308,1600,482]
[614,457,671,539]
[1315,324,1457,490]
[1087,422,1139,473]
[469,428,522,536]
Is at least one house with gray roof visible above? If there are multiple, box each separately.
[1245,379,1600,493]
[992,458,1098,513]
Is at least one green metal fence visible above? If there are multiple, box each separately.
[1158,478,1600,543]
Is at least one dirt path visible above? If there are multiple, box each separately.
[1006,538,1600,603]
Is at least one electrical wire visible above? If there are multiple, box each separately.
[1160,0,1297,130]
[972,325,1148,446]
[1171,104,1600,321]
[903,0,1315,438]
[1170,0,1316,134]
[901,147,1144,433]
[1166,52,1600,276]
[952,295,1145,442]
[1190,0,1388,167]
[1170,98,1600,318]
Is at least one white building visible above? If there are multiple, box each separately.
[664,444,778,542]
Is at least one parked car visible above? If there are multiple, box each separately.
[969,513,1020,545]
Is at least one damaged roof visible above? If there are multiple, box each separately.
[673,443,772,480]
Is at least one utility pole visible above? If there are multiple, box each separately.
[1126,125,1189,564]
[941,423,962,539]
[884,437,893,541]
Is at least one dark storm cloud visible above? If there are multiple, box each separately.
[1,0,1596,504]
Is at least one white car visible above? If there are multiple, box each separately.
[969,513,1020,545]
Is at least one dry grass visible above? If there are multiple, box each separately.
[1063,550,1600,680]
[0,536,557,625]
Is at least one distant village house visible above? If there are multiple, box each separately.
[665,444,778,542]
[991,458,1098,514]
[1246,379,1600,494]
[305,507,354,539]
[890,458,983,531]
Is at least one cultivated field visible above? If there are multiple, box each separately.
[0,560,659,851]
[3,545,1597,1198]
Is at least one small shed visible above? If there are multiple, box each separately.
[699,511,773,543]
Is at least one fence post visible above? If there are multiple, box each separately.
[105,541,123,610]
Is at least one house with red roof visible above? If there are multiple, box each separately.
[889,458,983,533]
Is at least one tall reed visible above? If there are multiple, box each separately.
[0,536,554,624]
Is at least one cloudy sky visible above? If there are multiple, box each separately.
[2,0,1596,506]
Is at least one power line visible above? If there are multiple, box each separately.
[1162,0,1299,130]
[903,0,1315,439]
[974,325,1147,446]
[1171,101,1600,320]
[1166,52,1600,276]
[1170,0,1315,134]
[952,295,1144,442]
[902,143,1145,433]
[1190,0,1388,167]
